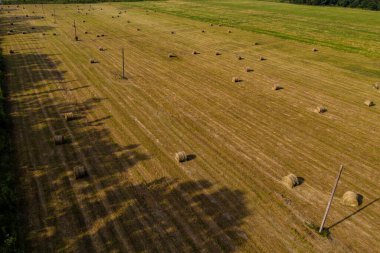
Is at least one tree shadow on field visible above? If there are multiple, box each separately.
[0,7,54,37]
[2,6,250,253]
[84,176,249,253]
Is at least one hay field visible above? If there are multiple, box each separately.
[1,1,379,252]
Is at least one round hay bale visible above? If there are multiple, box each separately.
[171,31,175,34]
[312,48,318,52]
[192,50,199,55]
[373,82,379,89]
[9,50,14,54]
[7,32,12,35]
[90,59,98,64]
[168,53,176,58]
[99,47,105,51]
[259,56,265,61]
[245,67,253,72]
[272,84,282,91]
[175,151,187,163]
[54,135,65,145]
[342,191,359,207]
[201,30,205,33]
[96,34,100,37]
[364,100,374,107]
[53,33,57,36]
[22,31,27,34]
[74,165,88,179]
[75,36,79,41]
[136,28,141,31]
[64,112,75,121]
[85,31,88,34]
[237,56,243,60]
[232,77,241,83]
[210,23,214,26]
[215,51,221,56]
[228,30,232,33]
[101,34,105,37]
[31,27,35,30]
[315,106,327,113]
[282,174,299,188]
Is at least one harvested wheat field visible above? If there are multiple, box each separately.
[1,1,379,252]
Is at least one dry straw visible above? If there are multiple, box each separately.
[64,112,75,121]
[282,174,300,188]
[175,151,187,163]
[74,165,88,179]
[364,100,374,107]
[54,135,65,145]
[342,191,359,207]
[315,106,327,113]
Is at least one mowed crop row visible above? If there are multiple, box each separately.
[1,3,379,252]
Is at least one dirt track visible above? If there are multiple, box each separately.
[1,3,379,252]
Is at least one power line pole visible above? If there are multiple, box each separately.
[74,20,78,41]
[319,165,344,233]
[122,48,126,79]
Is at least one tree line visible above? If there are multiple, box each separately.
[2,0,144,3]
[282,0,380,10]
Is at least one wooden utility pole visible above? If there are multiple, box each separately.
[74,20,78,41]
[122,48,126,79]
[319,165,344,233]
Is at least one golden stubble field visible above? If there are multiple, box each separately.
[0,2,379,252]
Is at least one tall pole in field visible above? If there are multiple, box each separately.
[122,48,126,79]
[319,165,344,233]
[74,20,78,41]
